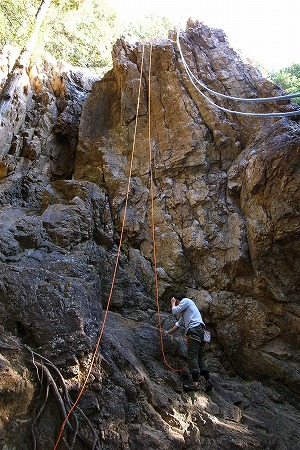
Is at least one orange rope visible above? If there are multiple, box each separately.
[53,44,146,450]
[147,43,187,373]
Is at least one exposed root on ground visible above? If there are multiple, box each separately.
[24,345,101,450]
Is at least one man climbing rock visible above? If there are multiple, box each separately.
[167,294,213,393]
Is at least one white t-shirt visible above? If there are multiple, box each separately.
[172,297,205,332]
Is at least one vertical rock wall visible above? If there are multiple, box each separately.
[0,22,299,450]
[74,23,300,388]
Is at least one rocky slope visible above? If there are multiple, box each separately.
[0,22,299,450]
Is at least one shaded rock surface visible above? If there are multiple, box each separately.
[0,22,299,449]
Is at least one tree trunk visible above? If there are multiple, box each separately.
[0,0,51,118]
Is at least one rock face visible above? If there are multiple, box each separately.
[0,22,300,450]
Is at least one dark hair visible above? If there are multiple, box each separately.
[173,294,185,301]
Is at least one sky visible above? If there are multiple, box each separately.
[109,0,299,71]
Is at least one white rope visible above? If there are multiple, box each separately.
[176,29,300,117]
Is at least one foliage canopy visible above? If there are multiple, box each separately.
[0,0,172,75]
[0,0,41,46]
[269,64,300,105]
[0,0,299,101]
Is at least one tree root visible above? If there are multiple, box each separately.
[24,345,101,450]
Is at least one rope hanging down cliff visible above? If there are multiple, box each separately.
[148,42,187,373]
[176,29,300,117]
[53,46,147,450]
[53,42,185,450]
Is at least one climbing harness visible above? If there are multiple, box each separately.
[176,29,300,117]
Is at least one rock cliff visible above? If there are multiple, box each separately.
[0,22,299,450]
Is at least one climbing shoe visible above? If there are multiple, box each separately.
[205,379,213,393]
[183,384,201,392]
